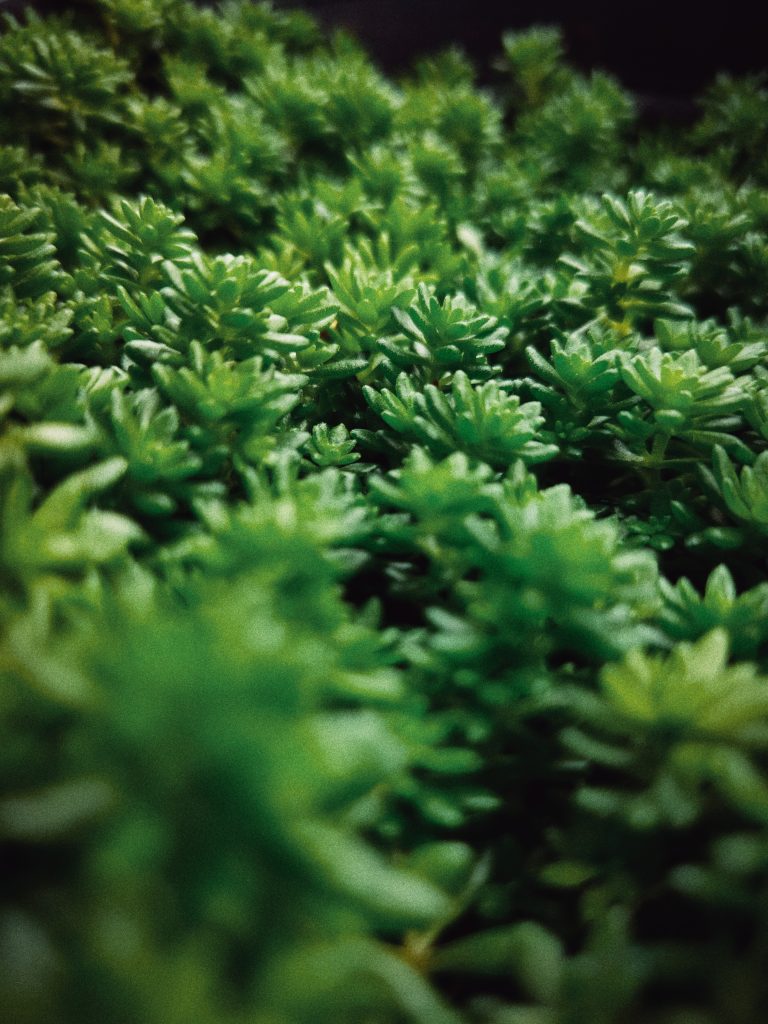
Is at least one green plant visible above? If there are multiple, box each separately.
[2,4,768,1023]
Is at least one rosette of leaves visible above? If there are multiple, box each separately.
[151,341,307,476]
[79,195,196,293]
[325,241,417,348]
[615,347,749,464]
[378,283,508,383]
[369,451,657,678]
[702,446,768,539]
[658,564,768,659]
[654,314,768,374]
[547,631,768,1019]
[88,385,223,524]
[364,370,558,469]
[0,194,63,299]
[0,289,73,353]
[523,325,623,458]
[397,77,501,177]
[301,43,399,151]
[439,478,659,670]
[459,253,558,365]
[496,25,570,111]
[119,251,333,367]
[561,190,695,334]
[0,451,142,612]
[513,71,634,192]
[0,16,132,142]
[692,74,768,185]
[179,94,289,239]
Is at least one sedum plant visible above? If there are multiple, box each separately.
[1,2,768,1022]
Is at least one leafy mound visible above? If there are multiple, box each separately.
[2,3,768,1022]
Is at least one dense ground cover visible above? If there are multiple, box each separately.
[2,2,768,1020]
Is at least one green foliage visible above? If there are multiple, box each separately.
[658,565,768,658]
[704,446,768,536]
[514,72,634,191]
[365,371,558,468]
[2,5,768,1024]
[305,422,361,468]
[0,16,132,138]
[497,26,569,110]
[693,74,768,184]
[616,347,746,460]
[563,190,694,331]
[0,194,63,298]
[381,283,508,382]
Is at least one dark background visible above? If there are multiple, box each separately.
[275,1,768,104]
[5,1,768,106]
